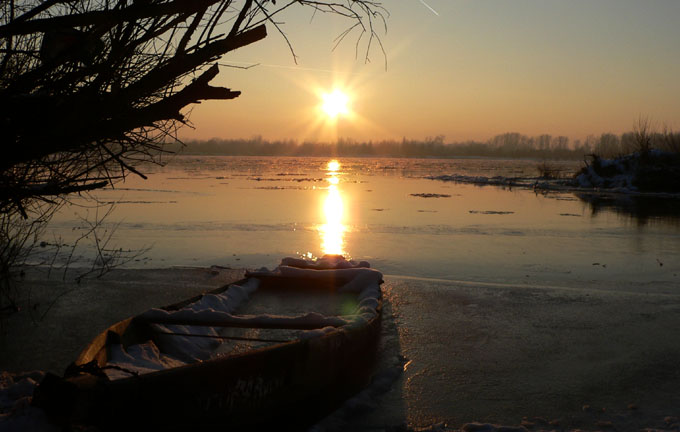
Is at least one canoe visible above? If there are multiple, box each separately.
[34,256,383,430]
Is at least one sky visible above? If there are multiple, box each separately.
[181,0,680,143]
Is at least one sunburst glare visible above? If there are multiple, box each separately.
[270,65,393,143]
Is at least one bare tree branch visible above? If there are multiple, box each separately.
[1,0,388,307]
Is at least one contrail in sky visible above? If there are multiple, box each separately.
[219,61,378,77]
[220,61,337,74]
[418,0,440,16]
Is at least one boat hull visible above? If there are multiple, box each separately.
[35,273,382,430]
[99,316,377,430]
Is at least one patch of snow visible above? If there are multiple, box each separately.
[105,277,261,375]
[106,341,187,380]
[0,371,58,432]
[140,308,350,329]
[575,162,637,191]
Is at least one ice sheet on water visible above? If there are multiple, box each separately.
[469,210,515,215]
[410,193,451,198]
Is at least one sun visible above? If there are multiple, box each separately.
[320,89,350,119]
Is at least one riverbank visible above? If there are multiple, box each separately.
[358,275,680,431]
[427,150,680,197]
[2,267,679,431]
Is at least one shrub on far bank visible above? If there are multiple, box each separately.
[576,150,680,193]
[575,121,680,193]
[536,161,564,179]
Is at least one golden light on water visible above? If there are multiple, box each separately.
[319,160,346,256]
[321,185,344,254]
[327,160,340,172]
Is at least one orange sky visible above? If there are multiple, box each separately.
[181,1,680,143]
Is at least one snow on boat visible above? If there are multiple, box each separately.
[34,256,383,430]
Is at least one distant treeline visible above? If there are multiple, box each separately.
[177,131,680,160]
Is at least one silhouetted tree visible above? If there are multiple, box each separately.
[0,0,386,214]
[0,0,386,308]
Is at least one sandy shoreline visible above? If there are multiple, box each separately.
[1,267,680,431]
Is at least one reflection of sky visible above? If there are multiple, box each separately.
[319,160,346,256]
[48,157,680,288]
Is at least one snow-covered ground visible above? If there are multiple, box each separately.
[2,266,680,431]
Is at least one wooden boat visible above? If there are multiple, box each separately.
[34,256,383,431]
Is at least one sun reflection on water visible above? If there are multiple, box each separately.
[327,160,340,172]
[319,160,346,256]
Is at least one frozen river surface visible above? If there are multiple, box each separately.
[45,156,680,292]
